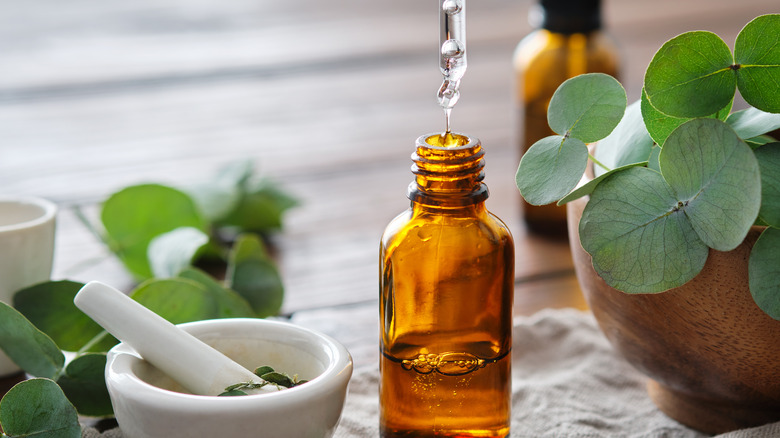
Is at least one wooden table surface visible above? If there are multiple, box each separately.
[1,0,777,386]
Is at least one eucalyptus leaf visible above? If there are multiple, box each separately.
[660,119,761,251]
[219,181,299,232]
[641,88,732,147]
[226,234,284,317]
[644,31,736,118]
[177,268,256,318]
[754,142,780,227]
[746,135,778,149]
[516,135,589,205]
[647,144,661,173]
[748,227,780,320]
[547,73,626,143]
[13,281,116,353]
[726,107,780,140]
[56,353,112,417]
[0,378,81,438]
[187,160,254,223]
[595,98,653,177]
[733,14,780,113]
[0,302,63,379]
[580,167,709,293]
[148,227,210,278]
[557,162,647,205]
[101,184,207,280]
[130,278,219,324]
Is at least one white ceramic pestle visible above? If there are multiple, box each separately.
[74,281,277,396]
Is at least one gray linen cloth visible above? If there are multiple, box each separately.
[83,309,780,438]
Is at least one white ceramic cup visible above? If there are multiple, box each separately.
[0,196,57,377]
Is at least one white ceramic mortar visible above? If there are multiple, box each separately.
[105,318,353,438]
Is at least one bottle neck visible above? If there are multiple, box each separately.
[536,0,602,34]
[407,133,489,209]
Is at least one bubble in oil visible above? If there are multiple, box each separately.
[417,228,433,242]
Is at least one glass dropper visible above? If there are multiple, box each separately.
[438,0,467,135]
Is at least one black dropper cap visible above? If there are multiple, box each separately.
[540,0,602,34]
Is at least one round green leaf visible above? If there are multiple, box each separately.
[660,119,761,251]
[220,181,299,232]
[558,162,646,205]
[226,234,284,317]
[56,353,112,417]
[644,31,736,118]
[754,142,780,227]
[13,280,118,353]
[0,378,81,438]
[130,278,219,324]
[748,227,780,320]
[641,87,733,147]
[177,268,256,318]
[148,227,209,278]
[101,184,207,280]
[580,167,709,293]
[187,160,253,222]
[726,107,780,140]
[515,135,589,205]
[0,302,63,379]
[734,14,780,113]
[547,73,627,143]
[595,98,653,177]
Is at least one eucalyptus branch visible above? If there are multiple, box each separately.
[589,153,610,172]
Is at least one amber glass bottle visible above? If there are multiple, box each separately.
[379,132,514,438]
[514,0,619,236]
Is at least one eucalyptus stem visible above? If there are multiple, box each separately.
[76,330,111,357]
[589,153,610,172]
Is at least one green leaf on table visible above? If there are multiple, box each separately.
[748,227,780,320]
[595,98,653,177]
[219,181,299,232]
[641,87,732,147]
[101,184,207,280]
[644,31,736,118]
[148,227,210,278]
[56,353,112,417]
[557,162,647,205]
[726,108,780,140]
[547,73,627,143]
[226,234,284,317]
[13,281,116,353]
[0,378,81,438]
[130,278,219,324]
[0,302,63,379]
[660,118,761,251]
[187,160,254,223]
[580,167,709,293]
[734,14,780,113]
[754,142,780,227]
[178,268,256,318]
[515,135,589,205]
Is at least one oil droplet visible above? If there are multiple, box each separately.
[441,39,465,59]
[417,229,433,242]
[442,0,463,15]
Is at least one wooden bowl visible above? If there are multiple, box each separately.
[566,196,780,434]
